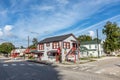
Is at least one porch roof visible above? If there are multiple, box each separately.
[30,50,44,54]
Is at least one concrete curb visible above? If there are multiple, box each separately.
[27,60,53,65]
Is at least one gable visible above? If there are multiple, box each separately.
[64,35,77,42]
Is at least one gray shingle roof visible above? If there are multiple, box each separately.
[38,33,76,44]
[80,40,101,45]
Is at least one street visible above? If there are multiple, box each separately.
[63,57,120,77]
[0,57,120,80]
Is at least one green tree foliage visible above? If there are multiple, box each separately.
[77,35,92,42]
[102,21,120,53]
[20,46,24,49]
[32,38,38,46]
[0,42,15,54]
[29,38,38,49]
[93,38,101,41]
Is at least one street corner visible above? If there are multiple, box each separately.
[95,66,120,77]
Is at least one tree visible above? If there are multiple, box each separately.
[0,42,15,54]
[77,35,92,42]
[93,38,101,41]
[29,38,38,49]
[32,38,38,46]
[20,46,24,49]
[102,21,120,54]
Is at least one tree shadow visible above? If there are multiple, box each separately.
[115,64,120,67]
[0,60,63,80]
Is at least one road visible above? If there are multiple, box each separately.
[63,57,120,77]
[0,57,120,80]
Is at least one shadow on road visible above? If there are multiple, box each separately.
[0,60,63,80]
[115,64,120,67]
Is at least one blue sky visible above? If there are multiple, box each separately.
[0,0,120,47]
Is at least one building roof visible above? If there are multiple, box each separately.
[80,40,101,45]
[80,46,88,51]
[38,33,77,43]
[30,50,44,54]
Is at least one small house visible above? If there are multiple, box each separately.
[37,33,80,62]
[80,40,105,57]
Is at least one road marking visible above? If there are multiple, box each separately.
[35,64,44,66]
[28,64,33,66]
[20,64,25,66]
[3,64,8,66]
[95,69,105,74]
[12,64,17,66]
[109,72,116,75]
[80,67,89,70]
[86,69,91,72]
[73,67,79,70]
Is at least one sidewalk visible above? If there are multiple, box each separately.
[27,56,120,67]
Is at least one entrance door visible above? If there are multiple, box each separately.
[72,43,77,48]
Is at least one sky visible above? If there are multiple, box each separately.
[0,0,120,47]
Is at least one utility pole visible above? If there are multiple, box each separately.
[96,29,100,58]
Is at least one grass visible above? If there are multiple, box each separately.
[80,57,90,60]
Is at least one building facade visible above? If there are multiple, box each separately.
[37,33,80,62]
[80,40,105,57]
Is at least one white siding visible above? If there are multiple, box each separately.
[37,35,79,62]
[61,36,77,61]
[80,43,104,57]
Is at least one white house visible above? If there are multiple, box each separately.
[37,33,80,62]
[80,40,105,57]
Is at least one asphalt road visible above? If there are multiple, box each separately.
[0,58,120,80]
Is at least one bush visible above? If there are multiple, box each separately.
[28,56,35,59]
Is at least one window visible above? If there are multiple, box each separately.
[46,43,50,47]
[52,42,59,49]
[89,45,91,49]
[63,42,70,49]
[39,44,44,50]
[95,45,97,48]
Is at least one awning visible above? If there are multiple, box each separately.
[30,50,44,54]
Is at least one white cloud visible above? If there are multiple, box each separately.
[13,0,120,38]
[73,15,120,40]
[89,31,95,37]
[31,5,55,11]
[3,25,13,37]
[4,25,13,31]
[57,0,69,5]
[2,0,119,47]
[39,5,55,11]
[76,15,120,34]
[0,29,3,37]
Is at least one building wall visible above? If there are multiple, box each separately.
[80,44,104,57]
[61,36,78,61]
[37,35,78,61]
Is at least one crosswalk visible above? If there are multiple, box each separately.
[71,65,96,72]
[66,64,120,77]
[1,63,39,67]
